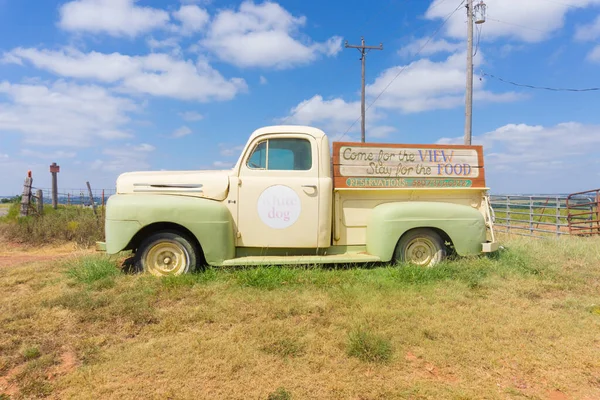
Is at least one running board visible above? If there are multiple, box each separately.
[221,253,381,266]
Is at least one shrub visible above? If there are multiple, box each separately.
[0,203,104,247]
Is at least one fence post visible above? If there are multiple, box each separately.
[102,189,105,207]
[529,197,534,235]
[506,195,511,235]
[20,172,33,217]
[50,163,60,209]
[86,181,97,215]
[36,189,44,215]
[556,197,560,237]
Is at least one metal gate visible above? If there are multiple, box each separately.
[567,188,600,236]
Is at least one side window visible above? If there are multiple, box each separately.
[269,138,312,171]
[247,141,267,169]
[246,138,312,171]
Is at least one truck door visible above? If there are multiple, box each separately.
[237,134,320,248]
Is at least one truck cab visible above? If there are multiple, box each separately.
[103,125,498,276]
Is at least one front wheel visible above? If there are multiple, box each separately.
[393,229,447,267]
[134,231,199,276]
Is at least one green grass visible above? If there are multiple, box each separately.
[347,327,393,363]
[66,256,121,288]
[1,237,600,399]
[21,346,41,361]
[267,387,292,400]
[0,202,104,246]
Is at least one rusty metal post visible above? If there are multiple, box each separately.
[597,192,600,234]
[101,189,105,207]
[50,162,60,209]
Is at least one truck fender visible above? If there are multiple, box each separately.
[365,201,487,262]
[105,194,235,265]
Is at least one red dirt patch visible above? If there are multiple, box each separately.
[48,349,79,381]
[0,240,93,268]
[0,255,64,268]
[0,364,25,397]
[548,390,569,400]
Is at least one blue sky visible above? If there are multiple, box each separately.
[1,0,600,195]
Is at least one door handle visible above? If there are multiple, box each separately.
[301,185,317,189]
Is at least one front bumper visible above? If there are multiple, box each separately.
[482,241,500,253]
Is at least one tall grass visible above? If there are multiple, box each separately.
[0,202,104,246]
[1,236,600,399]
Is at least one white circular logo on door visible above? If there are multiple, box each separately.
[257,185,301,229]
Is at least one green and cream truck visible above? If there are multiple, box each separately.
[100,125,498,276]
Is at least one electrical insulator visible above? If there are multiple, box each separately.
[474,1,487,24]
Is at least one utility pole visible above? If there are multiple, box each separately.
[345,37,383,143]
[465,0,486,145]
[464,0,474,146]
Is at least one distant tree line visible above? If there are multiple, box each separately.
[1,195,21,204]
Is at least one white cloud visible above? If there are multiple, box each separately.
[587,45,600,62]
[369,126,397,139]
[281,95,392,142]
[212,160,233,168]
[172,126,192,138]
[426,0,600,43]
[0,80,136,147]
[398,38,462,57]
[147,37,182,56]
[219,144,245,157]
[365,51,521,113]
[575,14,600,40]
[179,111,203,121]
[574,15,600,61]
[95,143,156,172]
[259,75,268,84]
[283,95,363,133]
[173,4,209,35]
[59,0,170,38]
[21,149,77,159]
[4,48,247,102]
[201,1,342,68]
[437,122,600,193]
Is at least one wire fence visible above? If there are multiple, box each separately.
[490,193,599,238]
[32,187,116,207]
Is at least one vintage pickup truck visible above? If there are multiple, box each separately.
[101,125,498,276]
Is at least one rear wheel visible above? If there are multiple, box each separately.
[134,231,199,276]
[394,229,446,267]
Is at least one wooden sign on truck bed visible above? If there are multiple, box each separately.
[332,142,486,189]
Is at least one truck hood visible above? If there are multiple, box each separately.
[116,170,231,201]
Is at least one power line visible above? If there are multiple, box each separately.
[336,0,467,141]
[279,3,393,126]
[486,17,547,34]
[481,72,600,92]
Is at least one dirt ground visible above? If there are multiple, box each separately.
[0,240,92,268]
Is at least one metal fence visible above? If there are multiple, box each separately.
[490,193,599,238]
[33,187,116,207]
